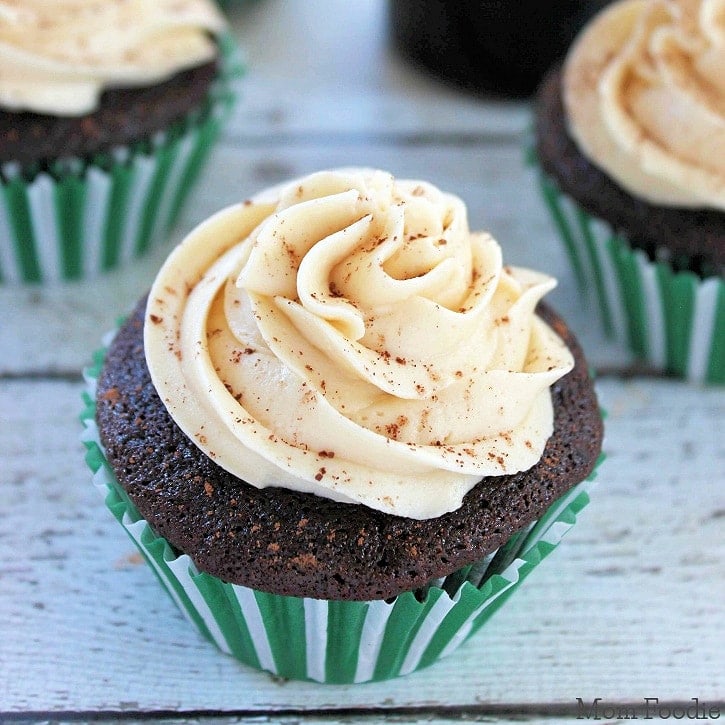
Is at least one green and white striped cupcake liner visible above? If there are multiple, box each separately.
[81,348,602,684]
[0,35,243,285]
[535,173,724,385]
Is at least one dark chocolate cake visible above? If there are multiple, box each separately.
[95,295,603,602]
[0,61,217,168]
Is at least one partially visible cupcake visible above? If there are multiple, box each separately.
[0,0,241,284]
[390,0,611,98]
[82,168,604,683]
[533,0,724,383]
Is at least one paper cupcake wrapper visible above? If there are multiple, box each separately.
[532,166,724,384]
[80,350,602,683]
[0,35,243,285]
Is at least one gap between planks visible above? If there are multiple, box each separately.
[4,700,723,723]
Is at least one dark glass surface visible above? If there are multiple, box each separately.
[390,0,612,98]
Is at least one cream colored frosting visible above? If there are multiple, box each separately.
[563,0,725,210]
[0,0,225,116]
[144,169,574,519]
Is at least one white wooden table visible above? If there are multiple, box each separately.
[1,2,723,722]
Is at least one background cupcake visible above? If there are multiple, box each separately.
[532,0,724,384]
[0,0,241,284]
[389,0,611,98]
[82,169,604,683]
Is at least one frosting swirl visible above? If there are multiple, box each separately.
[145,169,574,519]
[0,0,225,116]
[563,0,725,210]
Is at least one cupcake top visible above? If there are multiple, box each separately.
[144,169,574,520]
[0,0,226,116]
[563,0,725,211]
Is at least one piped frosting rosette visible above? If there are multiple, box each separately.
[0,0,226,116]
[145,169,574,519]
[563,0,725,210]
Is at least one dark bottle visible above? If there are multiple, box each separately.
[389,0,612,98]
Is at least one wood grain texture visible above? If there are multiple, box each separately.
[0,379,723,715]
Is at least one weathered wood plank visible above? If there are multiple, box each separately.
[1,378,722,713]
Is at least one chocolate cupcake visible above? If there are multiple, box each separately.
[390,0,611,98]
[82,169,603,682]
[532,0,724,383]
[0,0,241,284]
